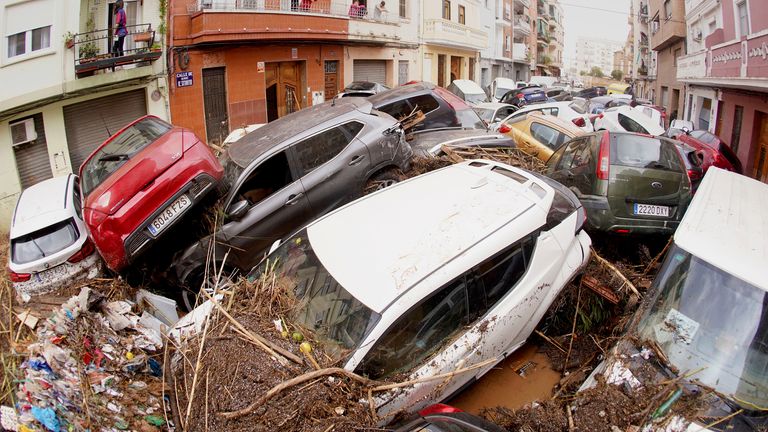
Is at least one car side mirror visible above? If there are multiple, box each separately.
[227,200,249,220]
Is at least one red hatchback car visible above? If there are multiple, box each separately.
[79,115,223,272]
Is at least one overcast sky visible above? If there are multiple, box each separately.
[561,0,631,63]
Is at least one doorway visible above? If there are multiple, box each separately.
[107,1,138,54]
[265,61,305,120]
[324,60,339,100]
[469,58,475,81]
[752,111,768,183]
[438,55,446,87]
[450,56,462,82]
[202,67,229,146]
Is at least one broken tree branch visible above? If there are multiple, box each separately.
[219,367,379,420]
[591,247,642,298]
[371,357,499,392]
[534,330,567,354]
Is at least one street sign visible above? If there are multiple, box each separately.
[176,72,193,88]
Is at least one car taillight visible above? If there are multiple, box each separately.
[597,138,610,180]
[68,238,95,263]
[85,209,108,228]
[419,404,463,416]
[498,124,511,134]
[713,152,733,170]
[572,117,586,127]
[687,169,702,181]
[9,269,30,283]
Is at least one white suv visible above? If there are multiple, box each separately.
[245,159,592,416]
[8,174,102,298]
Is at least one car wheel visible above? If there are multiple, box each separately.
[179,266,238,311]
[364,169,404,194]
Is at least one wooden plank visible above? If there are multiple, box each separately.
[582,275,620,304]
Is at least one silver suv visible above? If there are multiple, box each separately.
[172,98,412,308]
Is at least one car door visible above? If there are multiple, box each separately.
[296,121,369,218]
[220,149,311,271]
[607,135,689,222]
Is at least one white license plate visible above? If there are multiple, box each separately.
[148,195,191,236]
[633,203,670,217]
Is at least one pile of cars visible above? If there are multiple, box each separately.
[6,77,751,427]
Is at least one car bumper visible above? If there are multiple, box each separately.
[13,253,103,298]
[582,197,679,235]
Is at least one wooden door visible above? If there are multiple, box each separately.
[437,55,446,87]
[324,61,339,99]
[450,56,461,82]
[752,111,768,183]
[264,62,305,120]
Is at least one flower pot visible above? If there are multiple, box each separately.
[66,39,75,49]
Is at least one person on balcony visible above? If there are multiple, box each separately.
[349,0,366,17]
[373,1,387,20]
[112,0,127,57]
[300,0,314,11]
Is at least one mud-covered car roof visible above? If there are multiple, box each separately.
[227,97,373,169]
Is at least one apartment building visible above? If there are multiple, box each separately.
[511,0,532,81]
[630,0,657,100]
[677,0,768,183]
[0,0,170,230]
[573,36,624,77]
[649,0,686,124]
[422,0,488,86]
[479,0,511,87]
[546,0,563,76]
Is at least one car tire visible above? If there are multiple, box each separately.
[364,169,404,195]
[179,266,238,312]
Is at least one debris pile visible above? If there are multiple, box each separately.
[9,287,169,431]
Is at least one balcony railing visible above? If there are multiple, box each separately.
[513,15,531,33]
[192,0,397,23]
[423,18,488,49]
[73,24,160,78]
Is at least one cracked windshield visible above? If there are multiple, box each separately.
[1,0,766,430]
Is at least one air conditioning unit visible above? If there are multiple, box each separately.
[10,118,37,147]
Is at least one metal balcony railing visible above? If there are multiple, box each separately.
[73,24,160,78]
[192,0,399,24]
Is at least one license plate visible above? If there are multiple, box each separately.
[148,195,191,236]
[633,203,670,217]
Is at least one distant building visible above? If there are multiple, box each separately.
[677,0,768,183]
[532,0,564,77]
[573,36,624,77]
[649,0,686,126]
[629,0,657,101]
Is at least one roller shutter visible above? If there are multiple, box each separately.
[353,60,387,84]
[63,89,147,172]
[13,114,53,190]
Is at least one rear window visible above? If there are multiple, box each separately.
[475,108,495,123]
[12,218,79,265]
[81,117,172,196]
[379,94,440,120]
[610,135,683,172]
[569,101,587,114]
[617,113,650,134]
[455,108,486,129]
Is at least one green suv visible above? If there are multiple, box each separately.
[545,131,693,235]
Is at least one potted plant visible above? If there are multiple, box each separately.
[79,42,100,62]
[63,31,75,49]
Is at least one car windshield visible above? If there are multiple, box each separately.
[637,245,768,409]
[80,117,172,196]
[247,230,381,358]
[495,86,513,99]
[12,218,78,265]
[474,108,496,123]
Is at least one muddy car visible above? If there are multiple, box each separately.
[243,159,591,417]
[79,115,223,272]
[8,174,102,298]
[580,167,768,431]
[171,97,412,309]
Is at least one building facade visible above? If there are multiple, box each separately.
[573,36,625,78]
[511,0,532,81]
[649,0,686,125]
[546,0,563,77]
[630,0,657,101]
[677,0,768,183]
[0,0,170,230]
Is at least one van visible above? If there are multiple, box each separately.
[446,79,487,105]
[606,83,631,95]
[580,167,768,430]
[486,77,518,103]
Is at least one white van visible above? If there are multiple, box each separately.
[582,167,768,430]
[446,79,487,105]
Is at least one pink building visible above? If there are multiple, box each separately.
[677,0,768,183]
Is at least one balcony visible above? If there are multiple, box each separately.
[512,42,529,62]
[73,24,161,78]
[348,13,401,43]
[422,18,488,50]
[514,0,530,7]
[183,0,350,44]
[513,15,531,36]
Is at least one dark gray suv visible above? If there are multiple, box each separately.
[172,98,412,308]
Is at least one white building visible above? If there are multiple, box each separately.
[0,0,170,231]
[572,36,625,77]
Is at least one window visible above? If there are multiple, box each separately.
[530,122,569,150]
[443,0,451,20]
[731,105,743,152]
[356,276,469,379]
[610,135,683,172]
[618,113,650,134]
[399,0,406,18]
[7,26,50,58]
[698,98,711,131]
[663,0,672,20]
[458,5,465,24]
[737,2,750,38]
[556,139,583,171]
[379,94,440,121]
[472,239,533,311]
[237,151,294,206]
[661,86,669,108]
[72,178,83,220]
[293,122,363,174]
[673,48,681,67]
[11,219,79,265]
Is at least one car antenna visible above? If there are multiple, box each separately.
[99,113,112,137]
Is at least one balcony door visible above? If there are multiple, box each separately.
[437,55,446,87]
[107,1,138,53]
[450,56,461,82]
[752,112,768,183]
[265,61,306,121]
